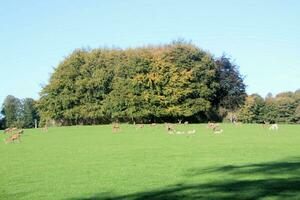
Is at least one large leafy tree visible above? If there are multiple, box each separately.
[1,95,22,128]
[37,42,245,124]
[22,98,39,128]
[215,55,246,111]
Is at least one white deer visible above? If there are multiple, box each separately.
[269,124,279,131]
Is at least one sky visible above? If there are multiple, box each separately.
[0,0,300,105]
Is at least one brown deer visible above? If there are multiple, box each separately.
[262,121,270,128]
[136,124,144,129]
[4,128,12,134]
[207,122,219,130]
[5,133,22,144]
[4,127,18,134]
[165,123,175,134]
[213,128,223,134]
[151,123,156,127]
[41,126,48,132]
[112,123,120,133]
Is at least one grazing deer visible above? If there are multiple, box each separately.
[186,129,196,137]
[233,121,242,126]
[175,131,185,135]
[136,124,144,129]
[187,129,196,135]
[261,121,270,128]
[5,133,22,144]
[41,126,48,132]
[207,122,214,129]
[269,124,279,131]
[112,123,120,133]
[213,129,223,134]
[165,123,175,134]
[184,121,189,125]
[151,123,156,127]
[208,122,219,130]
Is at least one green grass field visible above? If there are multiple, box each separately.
[1,124,300,200]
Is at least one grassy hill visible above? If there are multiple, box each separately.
[1,124,300,200]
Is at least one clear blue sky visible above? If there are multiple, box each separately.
[1,0,300,105]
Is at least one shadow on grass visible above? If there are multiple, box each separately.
[67,158,300,200]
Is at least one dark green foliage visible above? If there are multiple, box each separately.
[22,98,39,128]
[295,105,300,123]
[1,95,22,128]
[0,117,4,130]
[215,55,246,111]
[1,96,39,129]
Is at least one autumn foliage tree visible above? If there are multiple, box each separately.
[37,42,246,125]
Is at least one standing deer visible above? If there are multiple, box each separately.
[112,123,120,133]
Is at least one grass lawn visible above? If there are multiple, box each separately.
[0,124,300,200]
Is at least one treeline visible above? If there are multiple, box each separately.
[37,41,246,125]
[0,95,39,129]
[1,41,298,129]
[235,91,300,124]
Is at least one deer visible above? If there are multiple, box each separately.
[5,133,22,144]
[269,124,279,131]
[135,124,144,130]
[187,129,196,135]
[262,121,270,128]
[4,128,12,134]
[186,129,196,137]
[233,121,242,126]
[112,123,120,133]
[175,131,185,135]
[4,127,18,134]
[213,128,223,134]
[41,126,48,132]
[151,123,156,127]
[207,122,219,130]
[165,123,175,134]
[184,121,189,125]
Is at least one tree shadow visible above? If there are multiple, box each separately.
[67,157,300,200]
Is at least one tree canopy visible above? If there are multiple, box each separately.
[37,42,246,125]
[1,96,39,129]
[236,90,300,124]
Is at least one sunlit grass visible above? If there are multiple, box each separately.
[0,124,300,200]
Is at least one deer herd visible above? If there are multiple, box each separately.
[1,121,280,144]
[110,120,279,136]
